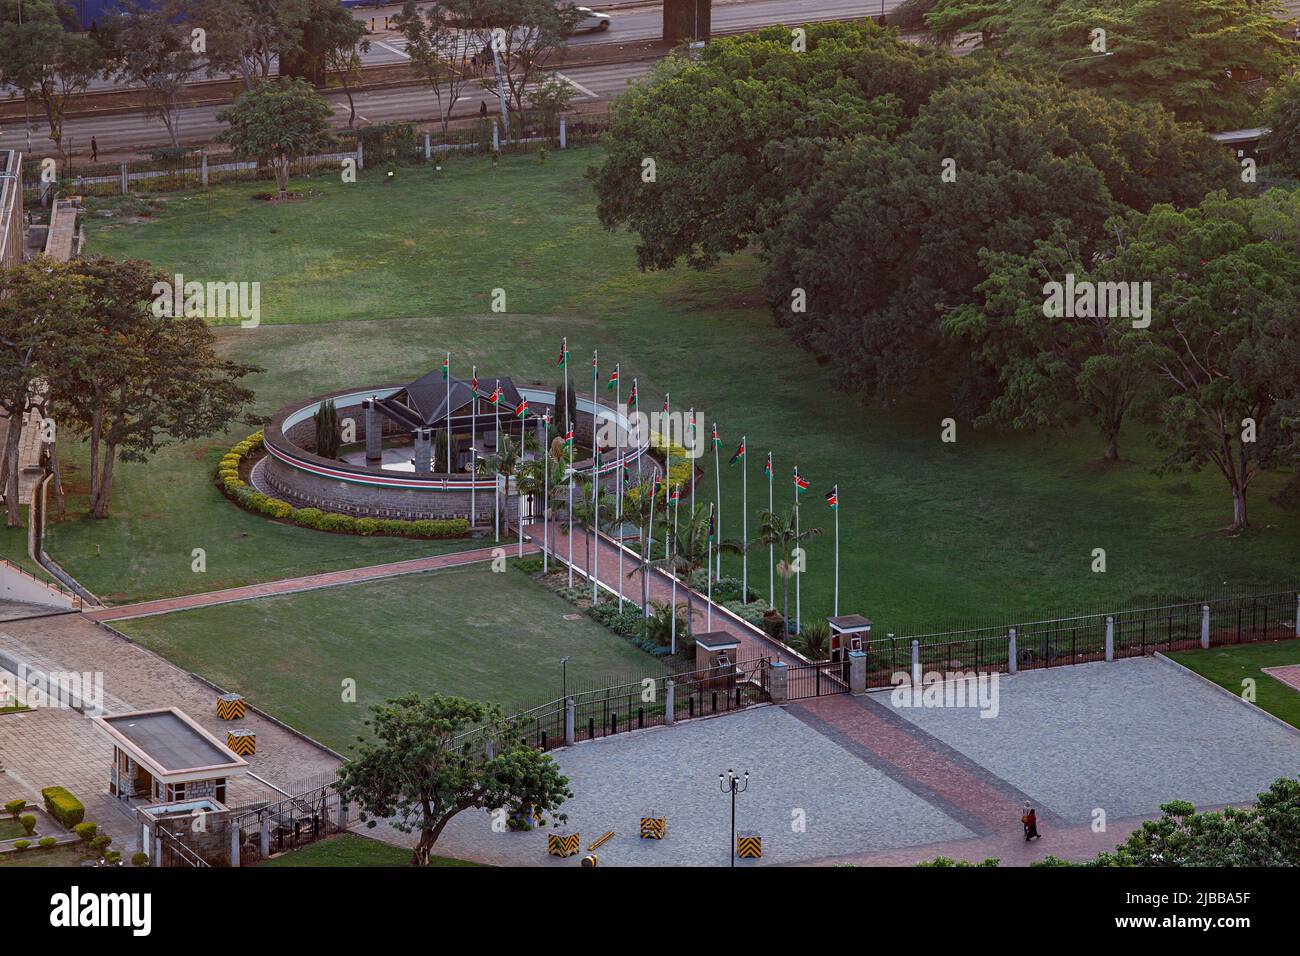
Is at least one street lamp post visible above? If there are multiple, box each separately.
[560,656,569,699]
[718,769,749,867]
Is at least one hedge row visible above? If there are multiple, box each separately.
[217,432,470,539]
[41,786,84,828]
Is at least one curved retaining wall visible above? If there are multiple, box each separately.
[262,384,651,522]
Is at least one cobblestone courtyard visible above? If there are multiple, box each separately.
[429,655,1300,866]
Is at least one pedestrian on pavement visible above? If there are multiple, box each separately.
[91,136,98,163]
[1021,805,1040,841]
[480,101,488,119]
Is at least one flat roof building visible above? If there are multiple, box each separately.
[94,707,249,806]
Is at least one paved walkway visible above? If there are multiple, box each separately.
[525,519,800,665]
[87,542,536,622]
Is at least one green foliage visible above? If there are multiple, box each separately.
[923,0,1296,129]
[215,77,334,200]
[916,856,1001,867]
[131,851,150,866]
[4,799,25,819]
[89,833,112,853]
[12,840,30,851]
[797,621,831,659]
[1263,74,1300,179]
[73,821,98,844]
[19,814,36,836]
[337,692,572,865]
[314,398,341,459]
[38,837,57,849]
[639,600,689,648]
[41,787,84,828]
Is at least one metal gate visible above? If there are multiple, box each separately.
[786,659,849,700]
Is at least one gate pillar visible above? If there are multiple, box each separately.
[767,660,788,705]
[848,650,866,695]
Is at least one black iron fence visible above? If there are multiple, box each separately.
[787,659,850,700]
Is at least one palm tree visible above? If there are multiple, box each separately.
[477,430,537,538]
[648,502,711,628]
[572,475,618,601]
[621,478,663,616]
[518,452,566,561]
[748,507,822,641]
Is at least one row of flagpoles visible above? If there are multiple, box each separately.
[440,343,843,636]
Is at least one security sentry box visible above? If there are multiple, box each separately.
[694,632,741,672]
[828,615,873,662]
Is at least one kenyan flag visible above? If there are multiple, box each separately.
[712,423,721,450]
[489,386,502,405]
[729,438,745,466]
[471,369,478,392]
[607,367,619,391]
[515,399,529,419]
[708,507,715,541]
[764,453,773,480]
[794,471,809,494]
[563,428,574,449]
[825,487,838,509]
[627,384,638,411]
[556,338,568,366]
[441,354,449,380]
[670,485,681,502]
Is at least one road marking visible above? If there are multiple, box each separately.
[374,39,411,60]
[554,71,597,99]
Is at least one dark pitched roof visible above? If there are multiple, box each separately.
[385,370,526,427]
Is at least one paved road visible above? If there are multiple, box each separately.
[3,0,901,157]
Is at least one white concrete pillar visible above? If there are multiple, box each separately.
[1008,627,1017,675]
[153,835,162,867]
[229,826,240,867]
[259,814,269,858]
[1201,604,1211,649]
[200,153,208,188]
[910,639,921,687]
[565,696,576,743]
[767,660,788,705]
[559,117,567,149]
[120,160,128,195]
[664,680,674,726]
[492,121,500,152]
[848,650,866,695]
[355,140,364,171]
[424,130,431,161]
[364,397,382,462]
[1105,616,1114,662]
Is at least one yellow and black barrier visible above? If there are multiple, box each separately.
[216,694,246,721]
[548,832,580,857]
[587,831,614,851]
[581,854,598,867]
[640,816,666,840]
[736,834,762,859]
[227,730,256,756]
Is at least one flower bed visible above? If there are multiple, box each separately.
[217,432,470,539]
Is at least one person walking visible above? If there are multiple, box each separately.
[1021,804,1040,841]
[90,136,98,163]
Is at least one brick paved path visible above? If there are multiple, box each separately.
[1263,664,1300,692]
[525,519,800,665]
[87,542,536,622]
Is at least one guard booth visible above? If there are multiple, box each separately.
[827,615,872,664]
[694,632,740,688]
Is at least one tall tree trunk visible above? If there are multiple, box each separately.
[92,443,118,519]
[1231,482,1248,530]
[2,411,22,528]
[1104,429,1119,463]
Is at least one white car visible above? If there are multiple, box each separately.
[567,6,612,33]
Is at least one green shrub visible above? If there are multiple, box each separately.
[13,840,30,851]
[38,837,57,849]
[261,498,294,519]
[89,834,112,853]
[42,787,84,828]
[19,814,36,835]
[73,821,98,843]
[4,798,25,819]
[317,512,357,533]
[353,517,381,535]
[131,851,150,867]
[293,507,324,527]
[103,850,122,865]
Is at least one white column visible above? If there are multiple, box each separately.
[1008,627,1017,675]
[1201,604,1210,649]
[1105,615,1114,662]
[911,639,921,687]
[664,679,675,726]
[559,117,567,149]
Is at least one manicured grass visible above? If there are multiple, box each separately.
[0,704,33,715]
[114,567,670,752]
[76,147,1300,626]
[0,818,29,840]
[259,832,478,867]
[0,844,86,867]
[1167,639,1300,730]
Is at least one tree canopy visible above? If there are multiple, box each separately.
[215,77,334,201]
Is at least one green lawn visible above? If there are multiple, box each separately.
[0,844,86,867]
[259,832,479,867]
[114,566,670,751]
[0,818,29,840]
[1167,639,1300,729]
[73,147,1300,626]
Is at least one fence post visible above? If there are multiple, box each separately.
[1007,627,1017,674]
[259,814,269,858]
[1295,593,1299,638]
[153,835,163,867]
[767,660,788,704]
[848,650,866,695]
[424,130,431,162]
[200,153,208,188]
[356,139,364,171]
[1105,615,1114,662]
[911,639,921,686]
[492,121,500,152]
[664,679,674,726]
[559,116,567,149]
[336,794,347,829]
[564,696,575,744]
[119,160,128,195]
[1201,604,1210,649]
[229,825,240,867]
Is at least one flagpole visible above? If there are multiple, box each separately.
[741,435,747,602]
[616,365,623,612]
[645,477,656,619]
[564,337,573,588]
[689,407,696,517]
[445,352,452,475]
[542,419,549,574]
[794,464,801,636]
[834,484,840,618]
[517,400,525,558]
[768,452,774,608]
[707,502,714,631]
[494,379,500,542]
[713,422,722,577]
[470,365,477,529]
[663,393,670,564]
[591,350,599,605]
[671,484,679,653]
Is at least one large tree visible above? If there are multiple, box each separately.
[466,0,576,118]
[591,21,968,271]
[47,256,262,519]
[924,0,1297,130]
[0,0,105,165]
[1262,73,1300,180]
[394,0,475,135]
[215,78,334,201]
[762,74,1236,406]
[337,693,572,866]
[102,0,204,148]
[192,0,310,91]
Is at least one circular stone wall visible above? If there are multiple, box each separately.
[261,383,649,524]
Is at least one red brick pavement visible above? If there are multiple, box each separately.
[1262,664,1300,691]
[86,542,536,621]
[525,520,801,665]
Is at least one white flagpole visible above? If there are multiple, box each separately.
[564,338,573,588]
[517,401,524,558]
[707,502,714,631]
[671,485,679,653]
[741,435,747,603]
[493,379,500,542]
[768,452,774,608]
[713,422,721,577]
[663,393,670,563]
[794,464,801,636]
[591,350,599,604]
[834,484,840,617]
[645,478,656,618]
[542,416,549,574]
[689,408,696,517]
[616,366,621,613]
[445,351,452,474]
[470,365,477,529]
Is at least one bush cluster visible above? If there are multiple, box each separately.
[216,432,470,539]
[41,786,84,828]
